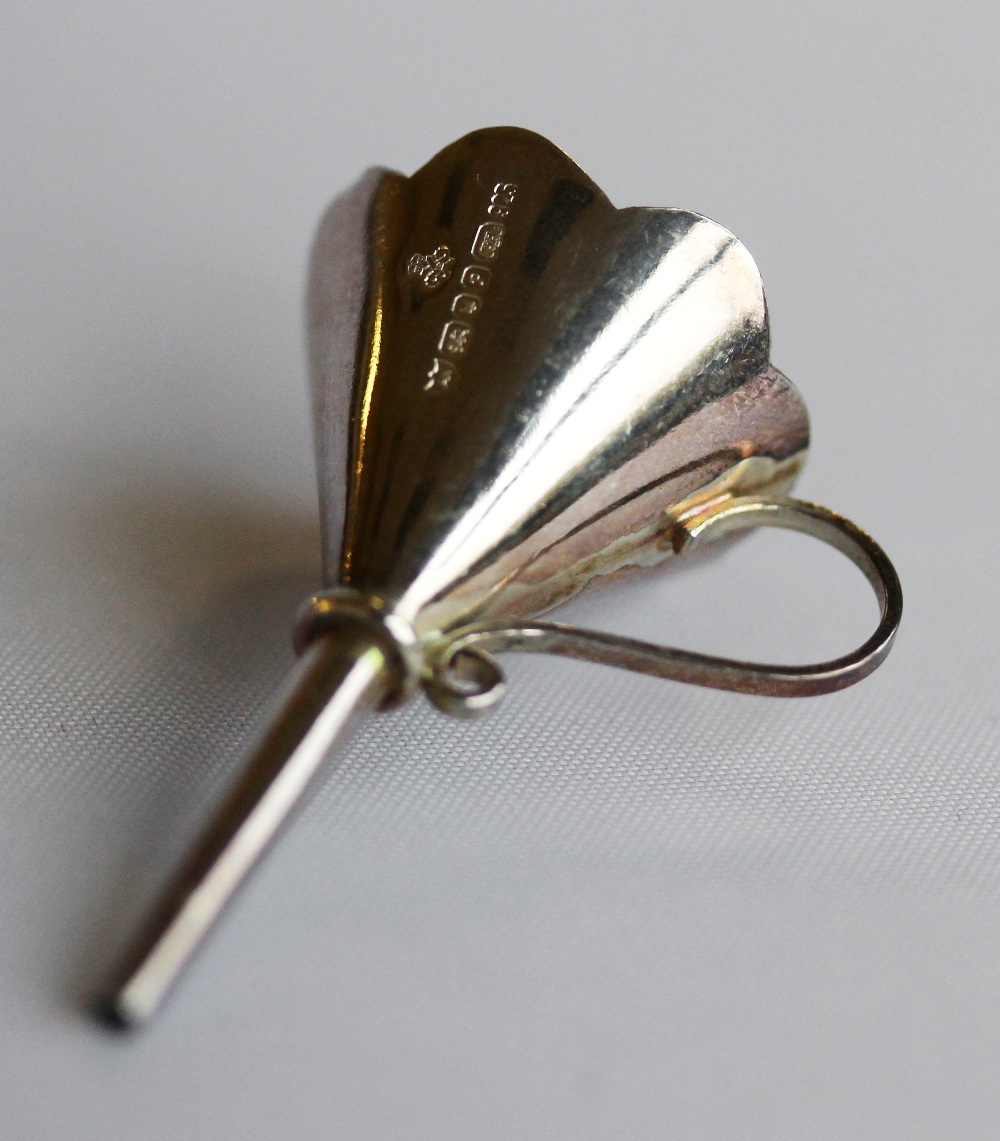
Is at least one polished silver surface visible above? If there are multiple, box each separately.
[99,127,901,1027]
[100,630,392,1027]
[319,130,810,635]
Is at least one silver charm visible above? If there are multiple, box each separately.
[99,127,902,1027]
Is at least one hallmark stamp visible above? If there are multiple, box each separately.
[451,293,481,317]
[461,265,491,289]
[487,181,518,218]
[439,321,472,356]
[420,181,519,393]
[424,357,456,391]
[472,223,505,261]
[407,246,455,292]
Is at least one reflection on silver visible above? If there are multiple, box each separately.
[98,127,901,1028]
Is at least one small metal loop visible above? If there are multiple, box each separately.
[424,645,507,719]
[427,496,902,705]
[293,586,423,708]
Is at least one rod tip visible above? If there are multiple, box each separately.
[90,993,145,1032]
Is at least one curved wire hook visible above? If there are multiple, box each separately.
[423,496,903,718]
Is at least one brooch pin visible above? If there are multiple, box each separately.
[99,127,902,1026]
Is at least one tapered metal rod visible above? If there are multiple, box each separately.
[98,630,391,1028]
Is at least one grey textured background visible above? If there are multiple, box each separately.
[1,3,996,1138]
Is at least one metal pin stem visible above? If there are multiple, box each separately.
[99,630,392,1028]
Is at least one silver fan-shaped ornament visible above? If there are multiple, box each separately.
[101,128,901,1027]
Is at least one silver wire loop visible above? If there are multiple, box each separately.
[293,587,422,708]
[424,645,507,719]
[423,495,903,717]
